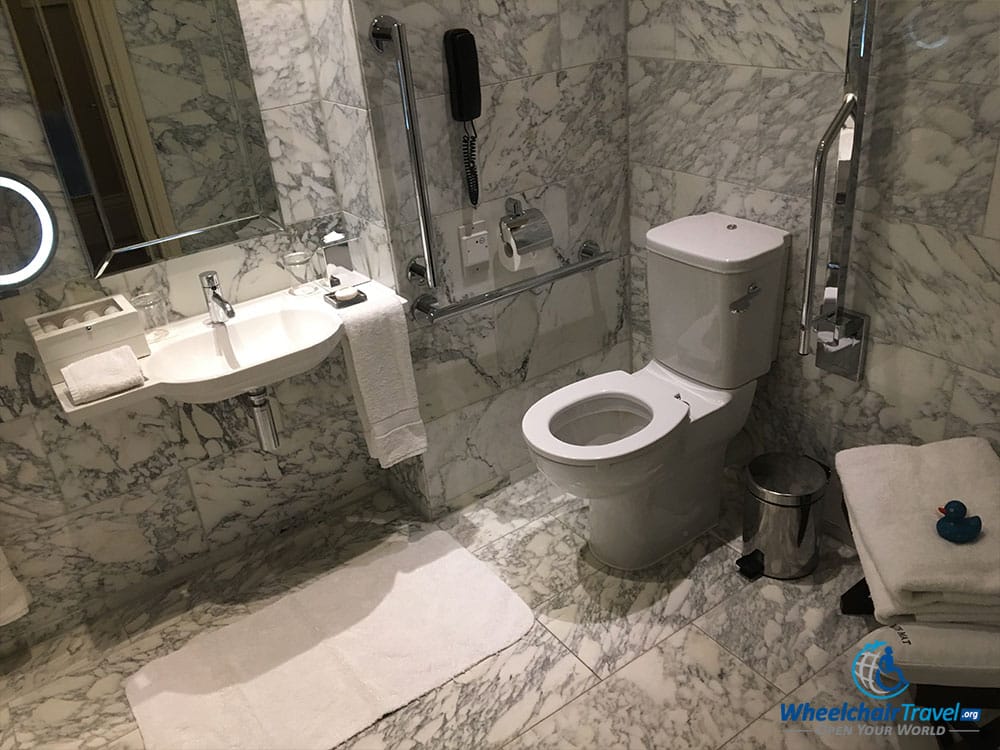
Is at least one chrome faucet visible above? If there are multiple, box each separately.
[199,271,235,324]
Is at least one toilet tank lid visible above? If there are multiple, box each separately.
[646,212,788,274]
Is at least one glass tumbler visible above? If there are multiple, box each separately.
[282,250,321,295]
[132,291,169,342]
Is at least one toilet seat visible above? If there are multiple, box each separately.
[522,370,689,466]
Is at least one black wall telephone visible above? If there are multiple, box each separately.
[444,29,481,207]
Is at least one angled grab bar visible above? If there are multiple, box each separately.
[798,92,856,356]
[370,15,438,288]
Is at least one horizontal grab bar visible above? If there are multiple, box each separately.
[411,242,611,323]
[798,92,857,355]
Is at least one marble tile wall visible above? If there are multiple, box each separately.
[0,1,395,649]
[346,0,631,514]
[113,0,279,241]
[626,0,1000,502]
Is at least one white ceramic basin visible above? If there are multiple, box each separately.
[143,292,343,403]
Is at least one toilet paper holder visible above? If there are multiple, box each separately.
[499,198,553,258]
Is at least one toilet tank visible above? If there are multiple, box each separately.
[645,212,789,389]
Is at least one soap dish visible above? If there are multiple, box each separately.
[324,288,367,309]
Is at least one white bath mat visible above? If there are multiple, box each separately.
[126,530,533,750]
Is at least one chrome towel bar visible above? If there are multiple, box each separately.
[411,241,611,323]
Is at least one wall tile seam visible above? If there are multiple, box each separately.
[624,160,1000,243]
[420,340,625,428]
[418,163,631,226]
[341,208,387,234]
[625,54,844,77]
[867,334,997,384]
[408,55,629,105]
[342,0,372,112]
[296,0,325,112]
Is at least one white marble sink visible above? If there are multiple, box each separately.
[53,286,349,419]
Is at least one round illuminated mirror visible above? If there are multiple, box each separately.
[0,172,58,291]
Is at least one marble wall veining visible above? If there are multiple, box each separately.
[0,0,393,650]
[346,0,631,516]
[626,0,1000,519]
[113,0,279,246]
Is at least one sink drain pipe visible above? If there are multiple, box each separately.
[247,387,279,452]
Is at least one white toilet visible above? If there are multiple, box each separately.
[522,212,789,570]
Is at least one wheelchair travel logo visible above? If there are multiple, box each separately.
[852,640,909,700]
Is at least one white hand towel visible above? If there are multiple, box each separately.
[837,437,1000,613]
[61,345,145,405]
[339,283,427,468]
[0,548,30,626]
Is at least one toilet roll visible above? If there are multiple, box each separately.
[499,207,553,272]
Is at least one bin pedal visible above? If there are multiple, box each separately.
[840,577,875,615]
[736,549,765,581]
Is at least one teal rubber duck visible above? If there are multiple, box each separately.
[936,500,982,544]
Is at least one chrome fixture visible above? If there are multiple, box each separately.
[199,271,236,324]
[411,241,610,323]
[371,15,438,288]
[729,283,761,315]
[799,0,876,381]
[499,198,554,257]
[246,387,279,452]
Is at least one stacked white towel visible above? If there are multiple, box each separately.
[338,283,427,468]
[61,345,145,405]
[0,548,30,626]
[836,437,1000,625]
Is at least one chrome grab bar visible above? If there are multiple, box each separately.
[371,15,438,288]
[798,92,857,354]
[798,0,877,369]
[411,242,610,323]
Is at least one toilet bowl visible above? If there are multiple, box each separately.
[523,361,755,570]
[521,212,790,570]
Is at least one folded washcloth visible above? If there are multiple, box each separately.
[61,345,145,405]
[0,548,30,626]
[837,437,1000,617]
[338,283,427,468]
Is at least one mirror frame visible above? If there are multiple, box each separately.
[0,170,58,290]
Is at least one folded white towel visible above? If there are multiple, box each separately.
[0,548,30,627]
[837,437,1000,617]
[339,283,427,468]
[854,526,1000,625]
[61,345,145,405]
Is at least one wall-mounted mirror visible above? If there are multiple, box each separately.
[3,0,282,278]
[0,171,57,289]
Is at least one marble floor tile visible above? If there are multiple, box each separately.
[0,617,125,705]
[105,729,144,749]
[537,532,747,677]
[550,496,588,541]
[696,543,877,694]
[0,704,15,750]
[474,514,594,610]
[436,472,569,551]
[511,624,782,749]
[7,624,177,749]
[339,622,597,750]
[724,638,939,750]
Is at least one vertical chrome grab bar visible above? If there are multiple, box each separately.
[370,15,438,288]
[798,93,857,355]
